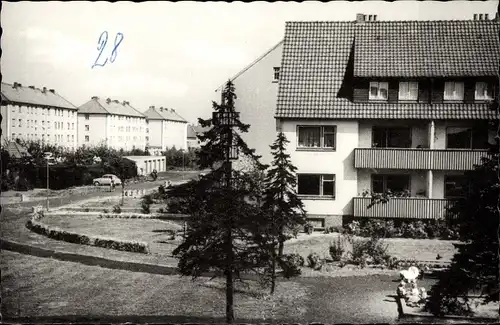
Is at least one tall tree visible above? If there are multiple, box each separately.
[171,81,267,323]
[261,132,307,294]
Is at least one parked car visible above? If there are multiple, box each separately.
[93,174,122,186]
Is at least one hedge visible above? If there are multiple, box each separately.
[26,213,149,253]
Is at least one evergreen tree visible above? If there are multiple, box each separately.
[171,81,267,323]
[261,132,307,294]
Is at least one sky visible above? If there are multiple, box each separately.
[2,1,499,124]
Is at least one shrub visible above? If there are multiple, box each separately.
[329,236,346,262]
[112,205,122,214]
[307,252,323,270]
[103,209,109,213]
[157,208,165,214]
[141,202,151,214]
[166,197,190,214]
[304,223,314,235]
[278,253,303,278]
[349,236,390,268]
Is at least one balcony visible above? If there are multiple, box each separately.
[353,197,457,220]
[354,148,489,171]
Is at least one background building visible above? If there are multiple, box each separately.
[77,96,146,151]
[143,106,188,155]
[1,82,78,149]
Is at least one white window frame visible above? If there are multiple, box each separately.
[297,174,336,198]
[369,81,389,101]
[444,81,465,101]
[85,135,89,142]
[297,125,336,149]
[398,81,419,101]
[85,114,90,120]
[475,81,494,101]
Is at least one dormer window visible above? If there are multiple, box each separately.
[475,81,494,101]
[369,81,388,101]
[273,67,280,82]
[444,81,464,101]
[398,81,418,101]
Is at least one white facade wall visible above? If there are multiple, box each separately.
[280,119,359,218]
[78,113,146,150]
[222,42,283,165]
[163,120,187,151]
[1,103,78,149]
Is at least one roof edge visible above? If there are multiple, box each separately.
[215,39,284,92]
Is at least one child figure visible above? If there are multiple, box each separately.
[419,287,428,301]
[397,281,407,297]
[406,282,420,307]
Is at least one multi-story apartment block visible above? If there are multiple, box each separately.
[143,106,188,155]
[1,82,78,149]
[215,41,283,164]
[77,96,146,151]
[187,124,210,149]
[273,14,499,228]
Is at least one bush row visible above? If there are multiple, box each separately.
[325,219,460,240]
[26,213,149,253]
[98,213,158,219]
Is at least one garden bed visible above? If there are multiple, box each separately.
[37,212,183,256]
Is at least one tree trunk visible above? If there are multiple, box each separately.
[270,243,277,295]
[121,184,124,206]
[226,227,234,324]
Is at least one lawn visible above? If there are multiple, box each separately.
[41,214,183,256]
[1,250,309,322]
[284,233,458,263]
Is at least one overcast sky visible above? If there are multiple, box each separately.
[2,1,498,124]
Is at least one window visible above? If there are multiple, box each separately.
[369,81,389,100]
[146,136,149,141]
[12,118,15,127]
[85,114,89,120]
[297,126,336,149]
[446,126,488,149]
[11,106,15,113]
[444,175,469,199]
[297,174,335,197]
[85,135,89,142]
[475,82,494,101]
[372,174,410,194]
[67,135,70,142]
[12,133,15,139]
[42,134,45,142]
[18,106,22,113]
[273,67,280,82]
[444,82,464,101]
[18,119,22,127]
[67,122,70,130]
[72,135,75,142]
[372,126,411,148]
[398,81,419,101]
[72,123,75,130]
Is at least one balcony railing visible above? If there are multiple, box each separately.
[354,148,489,171]
[353,197,458,220]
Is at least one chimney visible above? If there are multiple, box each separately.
[49,89,55,93]
[122,100,127,105]
[112,99,119,103]
[160,107,163,112]
[91,96,99,100]
[29,85,35,89]
[12,82,19,89]
[171,108,175,112]
[106,98,111,104]
[356,13,365,23]
[42,87,47,93]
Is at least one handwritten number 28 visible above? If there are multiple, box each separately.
[92,31,124,68]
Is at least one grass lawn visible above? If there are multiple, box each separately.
[284,233,458,263]
[41,215,183,256]
[1,250,309,322]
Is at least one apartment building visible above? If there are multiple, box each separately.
[187,124,210,149]
[77,96,146,151]
[1,82,78,149]
[215,41,284,164]
[272,14,499,228]
[142,106,188,155]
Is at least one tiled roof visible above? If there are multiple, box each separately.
[4,141,31,159]
[143,106,187,123]
[1,83,77,110]
[355,21,500,77]
[78,97,145,118]
[276,20,499,120]
[187,124,210,139]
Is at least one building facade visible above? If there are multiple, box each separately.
[143,106,188,155]
[274,14,499,228]
[124,155,166,176]
[216,41,283,165]
[1,82,78,149]
[77,97,147,151]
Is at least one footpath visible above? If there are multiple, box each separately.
[1,173,199,275]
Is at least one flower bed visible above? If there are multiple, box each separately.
[25,211,149,254]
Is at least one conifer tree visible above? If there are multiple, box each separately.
[261,132,307,294]
[171,81,267,323]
